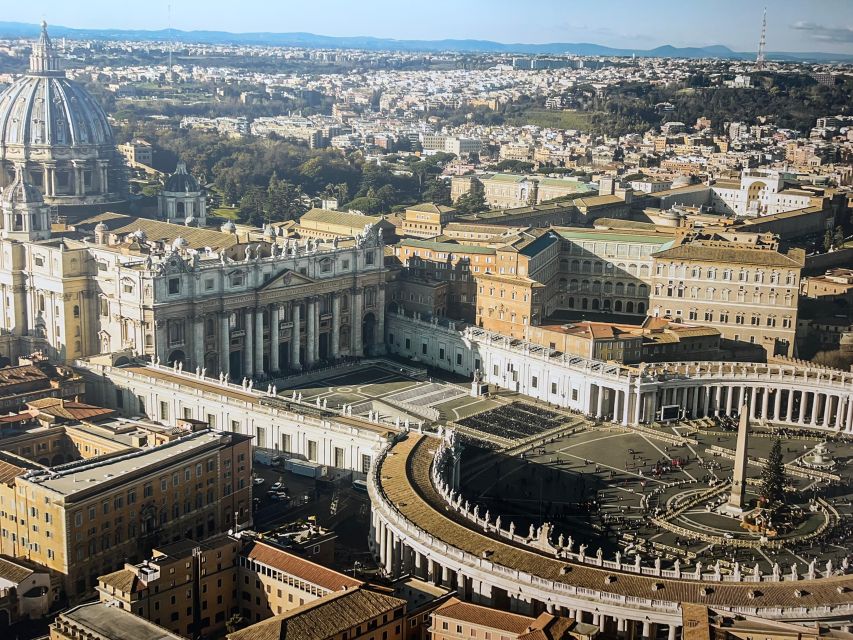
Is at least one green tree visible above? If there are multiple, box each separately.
[238,186,267,226]
[423,178,452,206]
[823,230,833,252]
[454,179,487,215]
[760,438,786,505]
[833,225,845,248]
[226,614,247,634]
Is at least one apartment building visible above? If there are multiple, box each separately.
[649,232,804,356]
[97,535,239,639]
[399,203,457,239]
[227,585,408,640]
[0,425,252,601]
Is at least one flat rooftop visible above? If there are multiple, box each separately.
[26,430,223,497]
[59,601,184,640]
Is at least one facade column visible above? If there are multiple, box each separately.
[290,303,301,370]
[219,312,231,375]
[254,306,264,376]
[375,284,386,355]
[331,293,341,360]
[193,314,204,369]
[306,297,317,368]
[270,304,280,373]
[243,309,254,378]
[352,288,364,356]
[761,388,769,420]
[154,320,168,362]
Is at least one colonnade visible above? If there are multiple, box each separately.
[633,384,853,430]
[370,502,681,640]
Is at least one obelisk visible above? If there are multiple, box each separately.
[725,403,750,515]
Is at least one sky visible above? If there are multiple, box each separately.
[5,0,853,53]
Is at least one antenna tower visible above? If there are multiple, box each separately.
[755,7,767,70]
[167,3,173,83]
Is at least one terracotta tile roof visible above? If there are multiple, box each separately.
[0,555,34,584]
[227,586,406,640]
[652,243,803,268]
[0,458,28,485]
[27,398,115,421]
[76,213,241,251]
[244,540,362,591]
[433,598,533,634]
[99,568,143,594]
[379,435,853,610]
[0,364,48,387]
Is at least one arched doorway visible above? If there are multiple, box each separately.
[362,313,376,356]
[167,350,185,366]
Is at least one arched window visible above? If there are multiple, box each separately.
[73,305,80,318]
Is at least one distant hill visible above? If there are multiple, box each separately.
[1,21,851,63]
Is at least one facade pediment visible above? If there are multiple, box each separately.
[258,269,315,291]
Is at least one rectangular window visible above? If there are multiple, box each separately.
[159,401,169,421]
[168,278,180,294]
[307,440,318,462]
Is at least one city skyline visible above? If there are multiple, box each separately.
[5,0,853,54]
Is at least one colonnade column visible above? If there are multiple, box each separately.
[799,390,808,424]
[761,388,769,420]
[633,390,642,425]
[811,392,821,425]
[596,386,604,418]
[290,303,301,370]
[725,386,734,415]
[254,306,264,377]
[786,388,794,423]
[846,396,853,431]
[823,394,834,428]
[773,388,782,422]
[269,304,280,373]
[331,293,341,360]
[219,312,230,375]
[306,297,317,368]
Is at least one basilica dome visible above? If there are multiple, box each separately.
[0,22,125,216]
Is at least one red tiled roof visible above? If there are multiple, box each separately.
[243,540,362,592]
[27,398,115,421]
[433,598,534,634]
